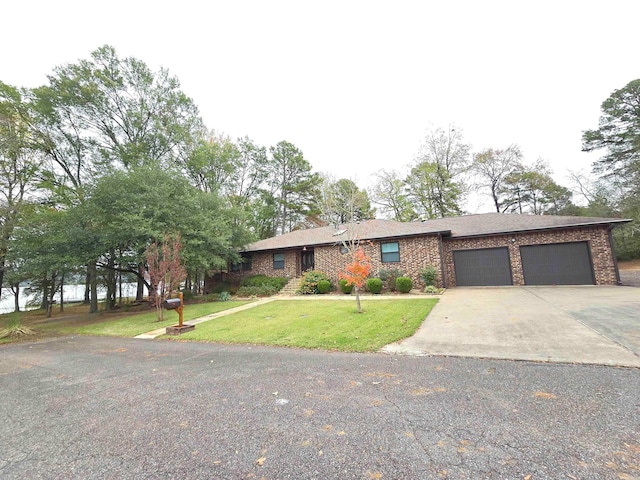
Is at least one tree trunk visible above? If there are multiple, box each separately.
[46,273,56,318]
[106,249,116,310]
[355,286,362,313]
[0,257,5,302]
[136,263,145,302]
[59,273,64,313]
[88,261,98,313]
[12,282,20,313]
[84,268,90,304]
[118,270,123,306]
[40,277,49,311]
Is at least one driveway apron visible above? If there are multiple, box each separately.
[383,286,640,367]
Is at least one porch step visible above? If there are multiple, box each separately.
[279,277,302,295]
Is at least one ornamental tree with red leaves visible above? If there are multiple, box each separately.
[339,246,372,313]
[145,233,187,321]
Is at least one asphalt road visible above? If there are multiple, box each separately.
[1,336,639,479]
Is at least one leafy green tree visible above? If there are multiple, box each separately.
[370,169,415,221]
[0,82,40,298]
[406,161,462,219]
[582,78,640,259]
[471,145,523,212]
[268,141,320,235]
[316,176,375,225]
[499,160,574,215]
[582,79,640,184]
[408,125,470,218]
[31,45,203,177]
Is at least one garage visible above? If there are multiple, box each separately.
[520,242,595,285]
[453,247,512,286]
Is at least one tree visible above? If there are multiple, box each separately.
[339,246,371,313]
[408,125,471,218]
[0,83,40,298]
[370,169,415,221]
[471,145,523,212]
[186,131,241,194]
[316,176,375,225]
[405,161,462,219]
[31,45,203,176]
[145,234,187,321]
[268,141,320,235]
[499,160,574,215]
[582,79,640,185]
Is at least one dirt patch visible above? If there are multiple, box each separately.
[618,259,640,270]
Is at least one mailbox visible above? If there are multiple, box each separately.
[164,298,182,310]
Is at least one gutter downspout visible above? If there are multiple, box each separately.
[438,233,447,289]
[608,225,622,285]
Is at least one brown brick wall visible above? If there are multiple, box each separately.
[442,226,618,286]
[225,250,299,283]
[313,236,444,288]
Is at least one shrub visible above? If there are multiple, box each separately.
[239,275,288,291]
[299,270,332,294]
[424,285,439,294]
[378,268,404,291]
[181,289,195,301]
[366,277,383,294]
[236,285,279,297]
[420,265,438,287]
[210,281,234,294]
[317,280,331,294]
[396,276,413,293]
[218,291,231,302]
[339,278,354,294]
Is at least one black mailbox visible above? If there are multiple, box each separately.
[163,298,182,310]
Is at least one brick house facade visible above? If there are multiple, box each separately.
[217,214,629,290]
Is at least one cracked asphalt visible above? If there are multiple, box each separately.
[1,336,639,479]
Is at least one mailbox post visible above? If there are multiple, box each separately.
[164,292,194,335]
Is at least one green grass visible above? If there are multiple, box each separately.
[175,299,438,352]
[50,301,252,337]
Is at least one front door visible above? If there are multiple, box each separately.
[301,249,315,272]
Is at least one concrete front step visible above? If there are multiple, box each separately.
[279,277,302,295]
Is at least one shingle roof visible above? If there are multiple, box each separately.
[242,213,631,252]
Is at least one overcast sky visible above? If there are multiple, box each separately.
[2,0,638,212]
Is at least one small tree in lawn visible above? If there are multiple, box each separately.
[145,233,187,321]
[339,246,371,313]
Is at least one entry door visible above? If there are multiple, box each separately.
[301,249,315,272]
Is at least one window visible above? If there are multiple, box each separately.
[230,262,241,272]
[242,254,252,271]
[273,253,285,270]
[381,241,400,263]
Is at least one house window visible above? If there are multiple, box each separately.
[273,253,285,270]
[242,254,252,271]
[381,241,400,263]
[230,261,241,272]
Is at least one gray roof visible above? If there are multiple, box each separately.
[242,213,631,252]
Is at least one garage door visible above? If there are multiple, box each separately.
[520,242,594,285]
[453,247,512,286]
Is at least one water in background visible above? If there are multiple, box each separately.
[0,283,145,315]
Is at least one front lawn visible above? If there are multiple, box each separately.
[35,301,252,338]
[175,299,437,352]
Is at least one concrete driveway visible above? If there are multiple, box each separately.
[383,286,640,367]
